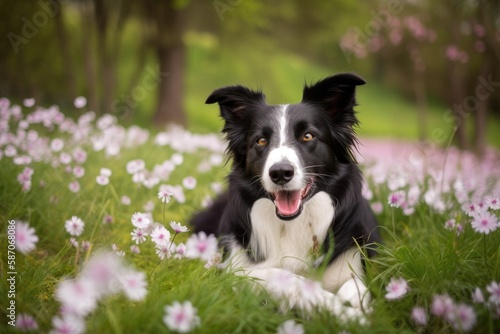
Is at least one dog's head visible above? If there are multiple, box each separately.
[206,73,365,220]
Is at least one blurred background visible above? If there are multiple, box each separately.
[1,0,499,153]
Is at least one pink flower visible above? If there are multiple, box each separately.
[151,226,171,247]
[485,195,500,210]
[16,313,38,331]
[50,138,64,152]
[126,159,146,174]
[73,166,85,178]
[431,294,454,317]
[74,96,87,108]
[185,232,218,262]
[487,281,500,305]
[471,287,485,304]
[15,221,39,254]
[471,211,498,234]
[277,320,304,334]
[23,98,35,107]
[449,303,476,332]
[51,314,85,334]
[182,176,197,190]
[371,201,383,214]
[130,245,140,254]
[55,278,98,317]
[163,301,201,333]
[131,228,148,244]
[170,221,189,234]
[121,196,131,205]
[444,218,456,230]
[411,307,427,326]
[96,175,109,186]
[131,212,151,229]
[119,270,148,301]
[156,244,172,260]
[385,277,409,300]
[65,216,84,236]
[69,181,81,193]
[174,243,187,259]
[388,191,405,208]
[158,190,173,203]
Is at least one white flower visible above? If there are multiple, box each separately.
[487,281,500,305]
[156,244,172,260]
[385,277,409,300]
[163,301,200,333]
[121,196,131,205]
[182,176,197,190]
[65,216,84,236]
[96,175,109,186]
[158,190,173,203]
[74,96,87,108]
[126,159,145,174]
[151,226,171,246]
[411,307,427,326]
[14,221,39,254]
[131,212,151,229]
[50,138,64,152]
[131,228,148,244]
[55,278,98,317]
[185,232,218,262]
[119,270,148,301]
[170,221,189,234]
[277,320,304,334]
[50,314,85,334]
[100,168,112,177]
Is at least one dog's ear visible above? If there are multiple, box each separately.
[302,73,365,163]
[206,85,265,167]
[206,85,265,123]
[301,73,365,114]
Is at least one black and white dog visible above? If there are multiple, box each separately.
[192,73,380,318]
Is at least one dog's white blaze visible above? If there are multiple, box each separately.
[262,104,304,192]
[278,104,288,146]
[249,191,334,273]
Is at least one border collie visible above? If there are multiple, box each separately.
[192,73,380,318]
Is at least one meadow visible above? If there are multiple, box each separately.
[2,33,500,333]
[1,88,500,334]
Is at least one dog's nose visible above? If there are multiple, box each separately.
[269,163,294,185]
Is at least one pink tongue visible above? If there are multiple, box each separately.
[275,191,301,216]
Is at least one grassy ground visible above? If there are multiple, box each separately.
[1,98,499,333]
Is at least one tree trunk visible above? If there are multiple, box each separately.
[80,3,98,112]
[414,68,427,142]
[449,61,467,149]
[154,42,186,125]
[54,6,77,99]
[473,59,490,156]
[149,1,187,127]
[94,0,115,114]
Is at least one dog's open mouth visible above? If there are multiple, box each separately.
[271,181,313,220]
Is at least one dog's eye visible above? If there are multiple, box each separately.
[256,137,268,146]
[302,133,315,142]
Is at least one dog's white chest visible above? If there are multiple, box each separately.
[249,191,334,273]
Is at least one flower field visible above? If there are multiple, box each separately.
[1,97,500,333]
